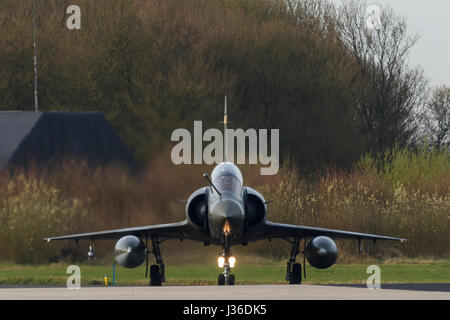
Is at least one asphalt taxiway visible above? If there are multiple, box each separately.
[0,284,449,300]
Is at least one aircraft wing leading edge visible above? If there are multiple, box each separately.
[43,220,198,242]
[259,220,406,242]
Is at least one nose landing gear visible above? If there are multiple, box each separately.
[218,255,236,285]
[217,235,236,285]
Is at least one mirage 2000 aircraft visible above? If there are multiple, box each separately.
[44,101,406,286]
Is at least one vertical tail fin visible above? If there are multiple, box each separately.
[224,96,228,162]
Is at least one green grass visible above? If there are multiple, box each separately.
[1,259,449,286]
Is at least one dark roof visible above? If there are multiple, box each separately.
[0,111,137,170]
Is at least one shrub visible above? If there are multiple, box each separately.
[254,147,450,260]
[0,175,89,263]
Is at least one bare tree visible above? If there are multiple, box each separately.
[337,0,428,155]
[420,85,450,148]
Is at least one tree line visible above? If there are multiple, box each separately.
[0,0,448,171]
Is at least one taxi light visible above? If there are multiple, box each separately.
[229,256,236,268]
[218,256,225,268]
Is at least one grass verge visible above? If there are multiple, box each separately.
[0,259,449,286]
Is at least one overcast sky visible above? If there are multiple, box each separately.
[335,0,450,87]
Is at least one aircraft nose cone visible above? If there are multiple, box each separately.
[213,199,242,218]
[210,197,244,235]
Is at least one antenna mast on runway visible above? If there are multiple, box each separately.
[33,0,39,112]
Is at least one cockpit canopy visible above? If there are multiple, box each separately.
[210,162,243,196]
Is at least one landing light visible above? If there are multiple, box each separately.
[229,256,236,268]
[223,219,231,234]
[218,256,225,268]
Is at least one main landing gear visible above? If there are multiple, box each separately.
[217,235,236,286]
[145,237,166,286]
[285,237,306,285]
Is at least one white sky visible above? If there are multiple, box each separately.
[334,0,450,87]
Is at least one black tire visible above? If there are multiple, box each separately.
[218,274,225,286]
[289,263,302,284]
[228,274,235,286]
[150,264,162,286]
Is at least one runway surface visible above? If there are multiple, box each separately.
[1,284,449,300]
[327,283,450,292]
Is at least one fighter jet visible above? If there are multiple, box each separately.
[44,100,406,286]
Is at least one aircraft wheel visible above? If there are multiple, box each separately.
[228,274,235,286]
[218,274,225,286]
[150,264,162,286]
[289,263,302,284]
